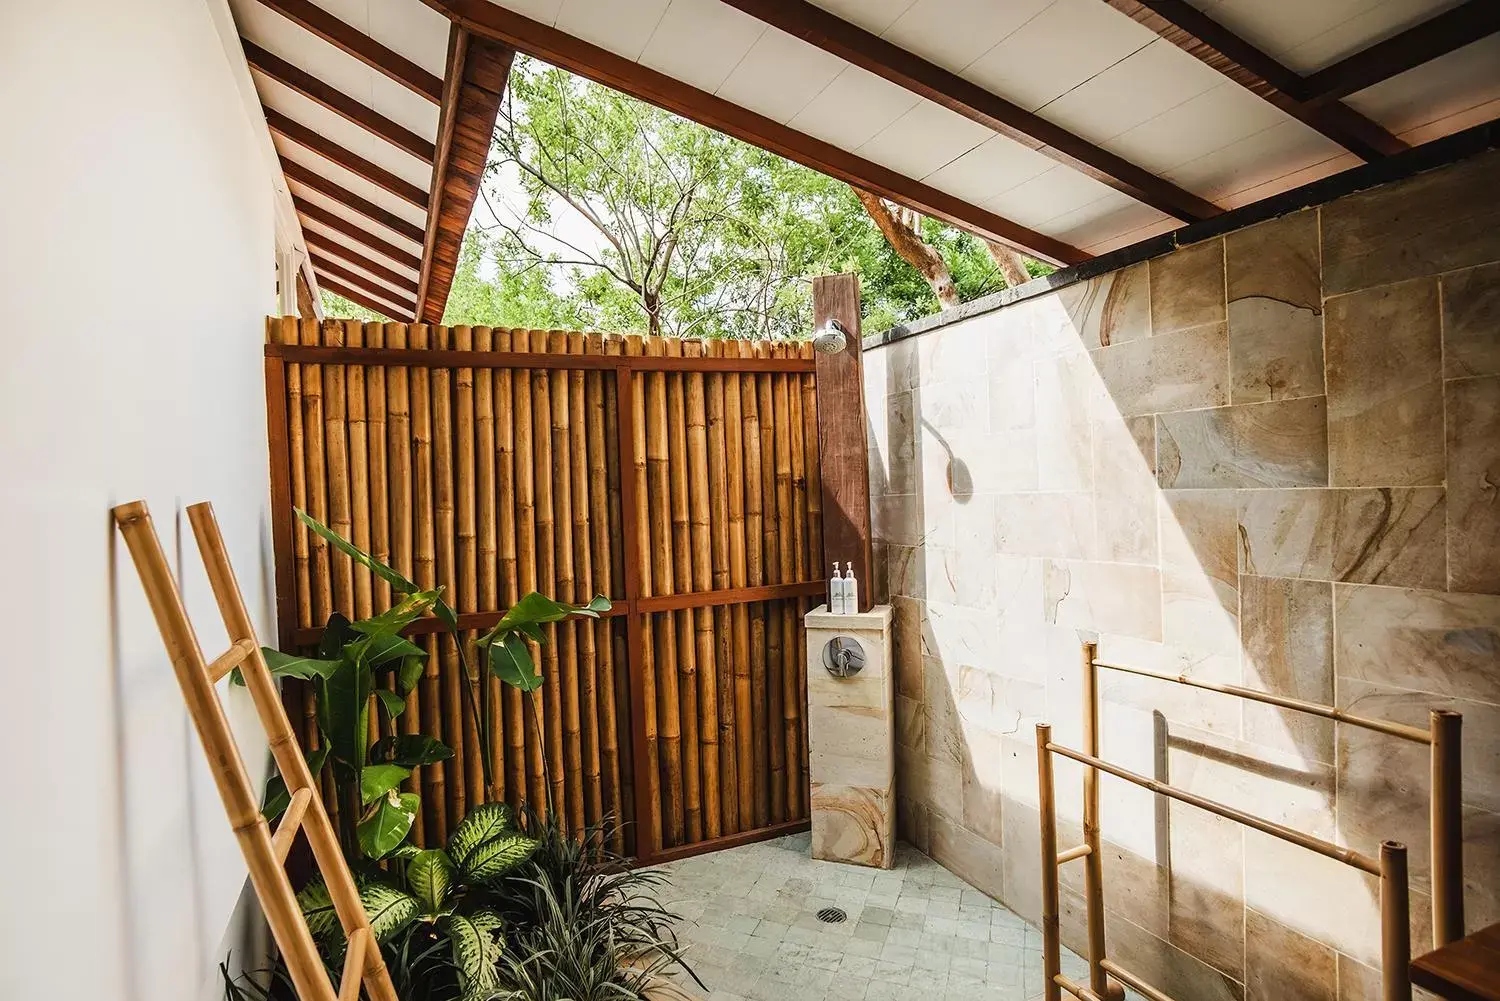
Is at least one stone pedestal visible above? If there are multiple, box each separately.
[805,603,895,868]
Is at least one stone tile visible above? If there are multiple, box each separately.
[1037,419,1093,491]
[1237,487,1446,590]
[1446,375,1500,593]
[927,811,1004,903]
[1228,296,1325,404]
[1336,953,1441,1001]
[872,491,950,549]
[1321,148,1500,296]
[1092,321,1230,417]
[1333,583,1500,705]
[1068,261,1152,348]
[1240,576,1335,765]
[959,725,1005,847]
[811,784,894,869]
[1042,559,1163,642]
[1441,262,1500,379]
[990,351,1037,432]
[1169,721,1337,839]
[886,544,922,601]
[1226,208,1321,309]
[1150,239,1227,334]
[993,492,1095,559]
[1325,279,1444,487]
[1093,415,1159,565]
[1157,396,1329,488]
[1243,908,1335,1001]
[883,391,918,496]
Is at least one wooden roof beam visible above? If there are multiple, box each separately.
[316,275,416,322]
[309,251,418,305]
[278,156,427,245]
[303,234,420,295]
[416,28,515,323]
[265,108,430,210]
[243,39,436,164]
[1301,1,1500,105]
[252,0,443,103]
[1101,0,1406,161]
[417,0,1087,266]
[294,196,424,271]
[717,0,1221,223]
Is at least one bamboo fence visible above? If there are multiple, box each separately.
[266,319,821,862]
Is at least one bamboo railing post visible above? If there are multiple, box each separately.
[474,326,503,804]
[741,341,769,828]
[345,321,372,621]
[619,335,658,857]
[454,325,484,808]
[303,319,333,629]
[366,322,390,614]
[1080,641,1120,1001]
[1036,724,1063,1001]
[724,345,754,833]
[431,324,464,830]
[550,329,584,832]
[705,342,737,835]
[580,332,610,833]
[385,322,421,823]
[758,344,786,824]
[529,329,565,820]
[666,338,703,844]
[646,335,684,847]
[324,321,354,618]
[1430,709,1464,947]
[1380,840,1413,1001]
[511,330,547,813]
[410,322,445,844]
[684,340,720,839]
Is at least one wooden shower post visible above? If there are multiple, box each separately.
[811,272,872,610]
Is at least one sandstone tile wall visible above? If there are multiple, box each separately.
[864,149,1500,1001]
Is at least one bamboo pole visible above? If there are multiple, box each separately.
[573,332,604,829]
[302,319,333,628]
[530,329,565,820]
[645,335,683,847]
[1080,641,1112,1001]
[510,329,548,813]
[344,321,372,621]
[1036,723,1062,1001]
[432,325,465,830]
[740,341,769,829]
[705,341,737,835]
[723,342,753,832]
[366,323,391,613]
[284,316,312,633]
[600,334,627,853]
[410,322,444,845]
[684,340,720,840]
[474,326,502,805]
[324,321,354,618]
[385,322,421,825]
[628,334,662,850]
[666,337,702,845]
[454,325,484,809]
[758,345,786,824]
[550,329,584,832]
[493,327,524,810]
[1380,841,1413,1001]
[772,358,800,820]
[1431,710,1464,947]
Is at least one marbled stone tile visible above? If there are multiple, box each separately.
[1150,239,1227,334]
[883,391,917,495]
[1066,261,1152,348]
[1042,559,1163,642]
[1169,721,1337,839]
[1325,280,1444,487]
[1442,262,1500,378]
[1165,805,1246,982]
[872,490,951,549]
[1037,417,1094,491]
[1094,414,1159,564]
[895,693,924,752]
[940,426,1038,495]
[811,783,893,868]
[993,491,1095,559]
[927,810,1005,903]
[1333,583,1500,705]
[1241,576,1335,765]
[1161,489,1239,589]
[924,599,1000,669]
[1157,396,1329,488]
[1321,148,1500,296]
[1226,209,1321,310]
[1244,908,1336,1001]
[1036,349,1105,421]
[915,376,988,432]
[1337,954,1441,1001]
[989,350,1037,431]
[1092,321,1230,417]
[1228,296,1326,404]
[892,595,925,686]
[886,543,921,600]
[917,317,989,388]
[1237,487,1446,590]
[1446,375,1500,593]
[959,724,1005,846]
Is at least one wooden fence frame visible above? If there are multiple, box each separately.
[264,333,822,865]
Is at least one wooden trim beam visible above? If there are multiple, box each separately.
[294,197,424,271]
[717,0,1221,223]
[279,157,426,245]
[315,275,416,322]
[1301,1,1500,104]
[266,108,430,209]
[266,342,817,373]
[416,28,515,323]
[417,0,1088,266]
[243,39,436,164]
[303,233,419,294]
[252,0,443,103]
[811,273,872,612]
[308,251,418,302]
[1102,0,1406,161]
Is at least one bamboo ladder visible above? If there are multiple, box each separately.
[113,500,398,1001]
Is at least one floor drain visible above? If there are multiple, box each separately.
[816,907,847,924]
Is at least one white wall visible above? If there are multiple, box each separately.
[0,2,284,999]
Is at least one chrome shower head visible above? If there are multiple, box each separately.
[812,317,849,354]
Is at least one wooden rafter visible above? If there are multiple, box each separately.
[310,251,418,305]
[243,39,436,164]
[1102,0,1406,160]
[304,235,419,295]
[717,0,1221,223]
[294,197,424,271]
[416,28,515,323]
[1301,1,1500,105]
[266,108,430,210]
[252,0,443,103]
[418,0,1088,266]
[279,156,427,245]
[316,275,416,322]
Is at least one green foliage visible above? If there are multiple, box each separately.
[320,290,387,323]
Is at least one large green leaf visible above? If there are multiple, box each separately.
[446,802,515,870]
[487,632,542,692]
[360,881,421,944]
[351,590,441,638]
[360,763,412,805]
[374,689,407,720]
[407,849,454,915]
[371,734,454,769]
[261,745,330,821]
[458,830,540,884]
[317,655,372,770]
[445,912,504,1001]
[365,632,425,666]
[318,612,354,660]
[496,591,607,632]
[397,654,425,694]
[297,880,340,942]
[358,790,420,859]
[234,648,340,687]
[298,508,418,596]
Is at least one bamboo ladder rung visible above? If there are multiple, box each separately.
[206,638,259,684]
[272,786,315,864]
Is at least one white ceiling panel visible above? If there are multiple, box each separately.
[491,0,566,24]
[808,0,917,36]
[857,101,992,182]
[715,26,847,124]
[1047,192,1170,251]
[314,0,450,74]
[984,164,1121,230]
[554,0,672,60]
[921,134,1054,204]
[881,0,1053,75]
[1103,82,1288,177]
[296,204,424,278]
[290,181,427,255]
[962,0,1155,112]
[1344,34,1500,134]
[257,77,434,189]
[1164,119,1345,203]
[1194,0,1464,73]
[640,0,766,93]
[787,64,922,150]
[1037,39,1224,144]
[313,244,421,299]
[276,137,429,231]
